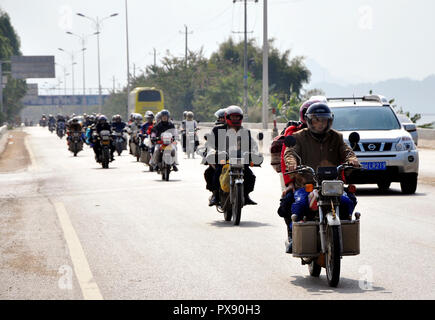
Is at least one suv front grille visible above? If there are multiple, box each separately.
[354,142,393,152]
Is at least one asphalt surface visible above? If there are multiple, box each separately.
[0,127,434,300]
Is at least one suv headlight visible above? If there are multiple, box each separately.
[396,136,415,151]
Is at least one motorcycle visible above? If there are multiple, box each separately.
[95,130,112,169]
[68,131,83,156]
[48,122,55,133]
[211,133,264,225]
[57,122,66,139]
[113,131,126,156]
[283,133,362,287]
[156,131,177,181]
[39,117,47,127]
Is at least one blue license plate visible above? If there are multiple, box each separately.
[360,161,387,170]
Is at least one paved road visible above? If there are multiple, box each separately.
[0,127,434,300]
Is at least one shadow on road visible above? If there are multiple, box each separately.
[289,275,390,295]
[154,179,182,183]
[208,220,272,228]
[355,187,426,197]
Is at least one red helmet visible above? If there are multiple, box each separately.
[225,105,243,127]
[299,98,326,124]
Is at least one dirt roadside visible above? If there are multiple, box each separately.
[0,129,31,173]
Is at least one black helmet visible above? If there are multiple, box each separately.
[305,102,334,134]
[160,109,170,121]
[98,115,108,124]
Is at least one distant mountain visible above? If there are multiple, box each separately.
[306,75,435,114]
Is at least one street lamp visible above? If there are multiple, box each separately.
[58,48,81,97]
[77,12,119,113]
[66,31,96,106]
[55,62,70,106]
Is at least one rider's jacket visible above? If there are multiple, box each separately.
[151,121,175,139]
[111,122,126,133]
[68,123,82,133]
[284,128,358,188]
[95,122,112,134]
[140,122,154,135]
[209,124,258,165]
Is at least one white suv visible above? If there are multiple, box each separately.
[327,95,419,194]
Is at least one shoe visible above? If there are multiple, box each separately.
[208,192,219,207]
[244,195,257,205]
[172,165,178,172]
[285,237,293,254]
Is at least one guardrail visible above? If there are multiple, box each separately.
[0,125,8,155]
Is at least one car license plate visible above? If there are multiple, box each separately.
[360,161,386,170]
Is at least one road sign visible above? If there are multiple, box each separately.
[11,56,55,79]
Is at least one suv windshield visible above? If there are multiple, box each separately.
[331,106,401,131]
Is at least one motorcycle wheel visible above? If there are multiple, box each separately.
[102,148,110,169]
[231,183,243,226]
[164,165,170,181]
[325,225,341,287]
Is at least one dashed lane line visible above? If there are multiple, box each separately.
[53,201,103,300]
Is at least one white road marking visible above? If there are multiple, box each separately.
[24,135,39,171]
[53,201,103,300]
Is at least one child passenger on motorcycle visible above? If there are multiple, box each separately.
[282,102,360,253]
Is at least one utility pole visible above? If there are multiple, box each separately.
[262,0,268,130]
[233,0,258,122]
[125,0,131,100]
[180,25,193,65]
[153,48,157,67]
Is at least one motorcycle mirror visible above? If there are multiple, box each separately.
[284,135,296,148]
[349,132,360,149]
[257,132,264,141]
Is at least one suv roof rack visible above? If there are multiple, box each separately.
[327,94,390,105]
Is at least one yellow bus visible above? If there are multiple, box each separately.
[128,87,164,116]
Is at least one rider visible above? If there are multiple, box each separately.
[277,98,324,253]
[150,109,178,172]
[66,117,85,145]
[207,105,259,206]
[128,113,143,154]
[202,107,227,195]
[283,102,360,253]
[92,115,115,162]
[111,114,127,133]
[182,111,198,153]
[140,111,155,136]
[48,114,56,127]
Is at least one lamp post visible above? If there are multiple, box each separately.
[66,31,96,106]
[77,12,119,113]
[55,62,69,106]
[58,48,80,97]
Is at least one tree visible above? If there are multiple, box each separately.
[0,8,26,124]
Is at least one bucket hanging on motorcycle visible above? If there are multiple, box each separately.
[219,163,231,193]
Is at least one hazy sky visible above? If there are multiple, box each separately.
[1,0,434,95]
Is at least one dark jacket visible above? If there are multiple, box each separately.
[284,128,358,188]
[151,121,175,138]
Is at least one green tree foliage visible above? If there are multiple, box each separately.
[0,8,26,124]
[104,38,311,122]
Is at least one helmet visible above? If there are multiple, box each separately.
[186,111,194,121]
[160,109,170,121]
[225,105,243,127]
[183,111,188,119]
[145,111,154,122]
[71,117,79,124]
[299,97,326,124]
[112,114,122,123]
[134,113,143,123]
[97,115,108,124]
[305,103,334,134]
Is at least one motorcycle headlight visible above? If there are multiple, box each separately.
[321,180,344,196]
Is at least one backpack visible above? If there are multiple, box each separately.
[270,134,285,173]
